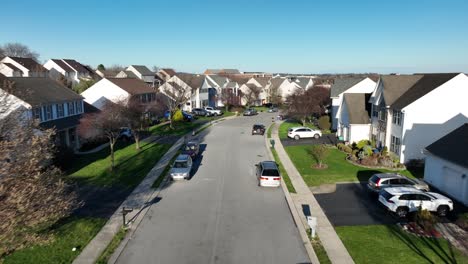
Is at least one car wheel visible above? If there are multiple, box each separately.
[396,207,409,218]
[314,134,320,139]
[294,135,300,140]
[437,205,449,217]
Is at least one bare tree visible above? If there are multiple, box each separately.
[0,81,78,256]
[217,88,239,111]
[159,82,191,129]
[78,102,127,170]
[106,64,125,72]
[0,42,39,60]
[268,84,282,105]
[286,87,330,125]
[241,85,262,107]
[307,145,330,168]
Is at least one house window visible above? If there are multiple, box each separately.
[76,101,82,113]
[33,107,42,121]
[378,109,386,121]
[57,103,64,118]
[392,110,402,125]
[390,135,401,154]
[44,105,53,121]
[68,102,75,115]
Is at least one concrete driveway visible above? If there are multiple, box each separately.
[115,113,309,264]
[314,183,399,226]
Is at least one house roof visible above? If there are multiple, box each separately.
[204,69,240,75]
[228,75,250,85]
[130,65,153,76]
[294,77,312,89]
[107,78,155,95]
[391,73,459,109]
[98,70,119,77]
[63,59,90,74]
[7,56,47,72]
[176,73,205,89]
[122,70,138,78]
[268,78,286,90]
[253,77,270,87]
[7,77,82,106]
[3,63,22,72]
[161,68,176,77]
[426,123,468,168]
[343,93,370,124]
[226,81,237,87]
[330,77,365,97]
[208,75,229,87]
[51,59,74,72]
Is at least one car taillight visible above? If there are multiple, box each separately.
[273,177,280,181]
[260,177,268,180]
[375,178,381,187]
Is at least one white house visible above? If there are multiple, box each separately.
[0,77,86,149]
[330,77,376,130]
[158,73,205,111]
[118,65,155,84]
[43,59,94,84]
[424,123,468,206]
[239,77,271,106]
[291,77,314,90]
[0,56,48,77]
[81,78,157,110]
[264,78,295,102]
[369,73,468,163]
[336,93,372,143]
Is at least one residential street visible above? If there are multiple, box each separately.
[115,113,309,264]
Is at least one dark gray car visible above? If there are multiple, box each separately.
[367,173,429,193]
[243,108,258,116]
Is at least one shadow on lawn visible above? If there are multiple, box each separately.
[387,225,459,264]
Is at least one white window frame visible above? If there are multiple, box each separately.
[57,103,64,118]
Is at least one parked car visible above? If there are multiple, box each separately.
[267,107,278,113]
[169,154,193,180]
[119,127,133,141]
[252,124,266,135]
[181,140,200,159]
[379,187,453,217]
[164,110,194,122]
[256,161,281,187]
[192,108,212,117]
[243,108,258,116]
[287,127,322,140]
[367,173,429,193]
[204,106,222,116]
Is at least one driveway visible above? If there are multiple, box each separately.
[115,113,309,264]
[314,183,399,226]
[281,134,340,147]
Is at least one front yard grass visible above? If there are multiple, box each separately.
[336,225,468,264]
[2,217,106,264]
[285,146,420,186]
[271,147,296,193]
[279,120,318,139]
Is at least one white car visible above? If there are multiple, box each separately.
[379,187,453,218]
[204,106,222,116]
[169,154,193,180]
[287,127,322,140]
[256,161,281,187]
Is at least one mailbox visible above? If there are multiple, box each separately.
[270,139,275,148]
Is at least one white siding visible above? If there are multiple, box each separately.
[81,78,130,109]
[349,124,371,143]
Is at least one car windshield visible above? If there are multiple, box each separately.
[262,169,280,176]
[174,161,188,168]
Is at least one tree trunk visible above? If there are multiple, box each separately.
[301,117,306,126]
[109,138,116,171]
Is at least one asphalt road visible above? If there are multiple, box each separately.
[116,113,309,264]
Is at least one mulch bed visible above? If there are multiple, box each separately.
[399,222,442,238]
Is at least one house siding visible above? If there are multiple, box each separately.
[81,78,130,109]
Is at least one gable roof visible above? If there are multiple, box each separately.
[51,59,74,72]
[330,77,366,97]
[228,75,250,85]
[122,70,138,78]
[253,77,270,87]
[208,75,229,87]
[379,75,422,106]
[204,69,240,75]
[130,65,153,76]
[176,73,205,89]
[343,93,370,124]
[426,123,468,168]
[268,78,287,90]
[6,77,82,106]
[161,68,176,77]
[391,73,459,109]
[3,63,22,72]
[63,59,90,74]
[7,56,47,72]
[106,78,155,95]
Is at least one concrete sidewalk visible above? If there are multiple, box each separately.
[269,121,355,264]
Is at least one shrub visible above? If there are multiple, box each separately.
[317,116,331,131]
[172,110,184,122]
[362,145,373,156]
[381,146,388,156]
[378,156,394,167]
[370,139,377,148]
[356,139,370,150]
[456,213,468,231]
[416,208,437,231]
[342,145,352,154]
[337,143,345,150]
[389,152,400,164]
[352,149,359,156]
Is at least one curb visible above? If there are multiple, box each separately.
[264,123,320,264]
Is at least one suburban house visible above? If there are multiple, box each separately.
[43,59,94,84]
[156,68,176,81]
[81,78,158,110]
[0,56,48,77]
[265,78,294,102]
[424,123,468,206]
[290,77,314,90]
[95,69,118,78]
[116,65,155,85]
[369,73,468,163]
[0,77,85,149]
[159,73,205,111]
[335,93,372,143]
[330,77,377,130]
[239,77,270,106]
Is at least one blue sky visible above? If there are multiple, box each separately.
[2,0,468,74]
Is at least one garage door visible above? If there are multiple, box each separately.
[443,167,467,205]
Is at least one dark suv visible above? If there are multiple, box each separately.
[252,124,266,135]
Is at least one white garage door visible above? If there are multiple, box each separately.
[443,167,467,205]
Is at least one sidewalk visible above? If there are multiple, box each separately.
[269,121,355,264]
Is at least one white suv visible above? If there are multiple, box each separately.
[379,187,453,218]
[204,106,222,116]
[287,127,322,140]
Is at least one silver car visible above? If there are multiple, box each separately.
[367,173,429,193]
[169,154,193,180]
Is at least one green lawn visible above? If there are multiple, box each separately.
[69,141,171,187]
[278,120,318,139]
[285,146,420,186]
[271,147,296,193]
[3,217,106,264]
[336,225,468,264]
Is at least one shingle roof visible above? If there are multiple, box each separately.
[208,75,229,87]
[130,65,153,76]
[107,78,156,95]
[330,77,365,97]
[426,123,468,168]
[51,59,74,72]
[176,73,205,89]
[63,59,90,74]
[204,69,240,75]
[7,77,83,106]
[391,73,459,109]
[122,70,138,78]
[228,75,250,85]
[253,77,270,87]
[8,57,47,72]
[3,63,22,72]
[161,68,176,77]
[343,93,370,124]
[294,77,312,89]
[268,78,286,90]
